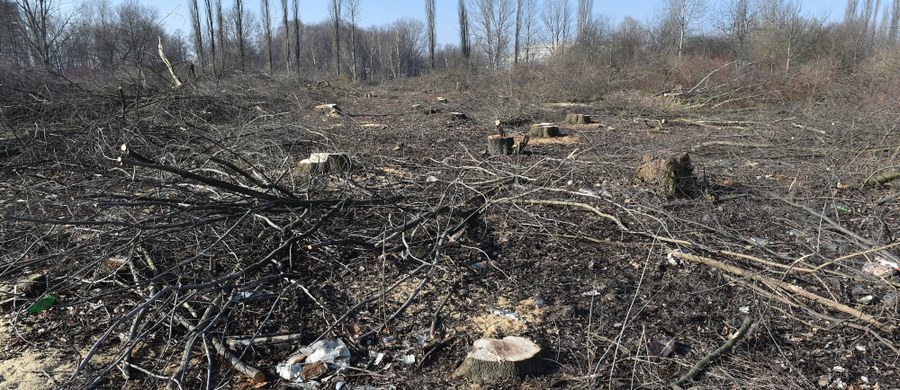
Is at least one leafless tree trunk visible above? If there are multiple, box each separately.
[234,0,244,71]
[261,0,273,74]
[576,0,593,41]
[203,0,217,77]
[190,0,205,70]
[459,0,471,59]
[660,0,704,59]
[426,0,436,69]
[216,0,225,72]
[523,0,537,62]
[293,0,301,73]
[345,0,360,80]
[514,0,522,64]
[543,0,572,52]
[891,0,900,43]
[330,0,343,76]
[282,0,290,72]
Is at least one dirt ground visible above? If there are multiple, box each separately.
[0,75,898,389]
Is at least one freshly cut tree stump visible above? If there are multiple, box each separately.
[296,153,352,175]
[635,152,698,196]
[452,336,544,382]
[487,135,514,155]
[564,113,592,124]
[528,123,560,138]
[450,112,468,120]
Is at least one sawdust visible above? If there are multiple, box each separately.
[0,319,76,390]
[469,297,545,337]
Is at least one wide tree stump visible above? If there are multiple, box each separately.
[296,153,352,175]
[452,336,544,382]
[564,113,592,125]
[635,152,698,196]
[487,135,514,155]
[528,123,560,138]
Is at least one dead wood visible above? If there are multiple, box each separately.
[670,251,895,334]
[670,316,753,389]
[487,135,514,155]
[635,152,699,196]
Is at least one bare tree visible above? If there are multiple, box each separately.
[522,0,537,61]
[345,0,360,80]
[891,0,900,43]
[543,0,572,52]
[203,0,217,76]
[576,0,593,41]
[471,0,514,68]
[658,0,705,58]
[426,0,436,69]
[261,0,273,73]
[293,0,301,73]
[234,0,244,70]
[190,0,205,70]
[216,0,225,72]
[717,0,755,61]
[514,0,522,64]
[281,0,290,72]
[15,0,76,69]
[458,0,471,59]
[330,0,343,75]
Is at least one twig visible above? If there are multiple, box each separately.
[173,313,266,382]
[670,316,753,389]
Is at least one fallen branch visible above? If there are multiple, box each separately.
[670,251,895,334]
[670,316,753,389]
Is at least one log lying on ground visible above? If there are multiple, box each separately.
[527,123,560,138]
[296,153,352,175]
[487,135,514,156]
[635,152,698,196]
[452,336,544,382]
[564,113,592,125]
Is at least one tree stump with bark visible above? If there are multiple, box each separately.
[487,135,514,155]
[635,152,698,196]
[450,112,467,120]
[528,123,560,138]
[315,103,342,117]
[564,113,592,125]
[452,336,544,382]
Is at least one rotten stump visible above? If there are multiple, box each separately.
[487,135,514,156]
[635,152,698,196]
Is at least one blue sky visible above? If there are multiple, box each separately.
[140,0,848,45]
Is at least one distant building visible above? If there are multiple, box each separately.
[0,1,27,66]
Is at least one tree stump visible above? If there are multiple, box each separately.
[528,123,560,138]
[315,103,342,117]
[296,153,352,175]
[635,152,698,196]
[452,336,544,382]
[564,113,592,125]
[450,112,467,120]
[487,135,514,155]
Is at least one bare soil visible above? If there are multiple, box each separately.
[0,75,897,389]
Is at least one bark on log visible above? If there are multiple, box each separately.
[528,123,560,138]
[452,336,544,382]
[635,152,698,196]
[487,136,514,156]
